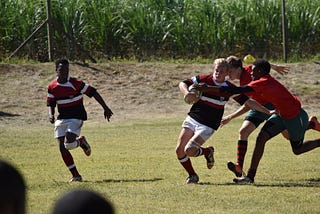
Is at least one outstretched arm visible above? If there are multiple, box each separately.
[271,64,289,75]
[221,105,250,127]
[244,99,277,115]
[93,92,113,122]
[194,83,253,95]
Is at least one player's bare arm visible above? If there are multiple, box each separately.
[93,92,113,122]
[244,99,277,116]
[270,64,289,75]
[48,106,55,124]
[220,105,250,127]
[192,83,220,93]
[179,82,200,104]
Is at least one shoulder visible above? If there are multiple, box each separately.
[69,77,87,88]
[48,79,58,89]
[198,73,212,80]
[198,73,213,83]
[189,73,211,84]
[243,65,252,72]
[248,76,271,88]
[69,77,83,83]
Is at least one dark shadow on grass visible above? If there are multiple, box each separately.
[198,178,320,188]
[93,178,163,183]
[0,111,20,117]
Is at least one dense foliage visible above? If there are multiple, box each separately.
[0,0,319,62]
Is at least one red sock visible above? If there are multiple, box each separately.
[179,156,196,175]
[237,140,248,168]
[201,147,210,156]
[61,151,80,177]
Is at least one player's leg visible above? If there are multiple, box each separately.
[228,108,268,177]
[64,119,91,156]
[228,120,256,176]
[176,127,198,184]
[183,120,215,169]
[290,139,320,155]
[286,109,320,154]
[55,119,82,182]
[58,137,82,182]
[234,115,284,183]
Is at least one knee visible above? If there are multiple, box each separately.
[175,139,186,156]
[184,147,194,157]
[292,148,301,155]
[239,128,250,139]
[175,145,182,156]
[184,140,200,157]
[64,141,78,150]
[290,140,303,155]
[256,131,270,144]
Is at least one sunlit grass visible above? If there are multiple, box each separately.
[1,116,320,213]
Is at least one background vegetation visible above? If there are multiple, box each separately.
[0,0,319,62]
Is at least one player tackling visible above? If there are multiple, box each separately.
[47,59,113,182]
[176,58,276,184]
[194,59,320,183]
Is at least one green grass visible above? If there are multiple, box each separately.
[1,117,320,214]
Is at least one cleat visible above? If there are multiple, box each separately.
[185,174,199,184]
[227,161,244,177]
[68,176,82,183]
[205,146,215,169]
[233,176,254,184]
[308,116,320,132]
[79,136,91,156]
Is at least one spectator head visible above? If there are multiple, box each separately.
[0,160,26,214]
[52,189,114,214]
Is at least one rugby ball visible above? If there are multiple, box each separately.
[243,54,256,65]
[184,84,202,104]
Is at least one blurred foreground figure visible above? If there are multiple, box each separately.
[52,189,114,214]
[0,160,26,214]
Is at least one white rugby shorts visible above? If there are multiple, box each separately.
[54,119,83,138]
[182,116,215,141]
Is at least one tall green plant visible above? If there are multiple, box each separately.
[1,0,319,61]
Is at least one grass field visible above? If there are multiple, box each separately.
[1,116,320,214]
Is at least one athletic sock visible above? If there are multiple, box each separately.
[178,155,196,175]
[237,140,248,168]
[62,151,80,177]
[195,148,203,156]
[201,147,211,156]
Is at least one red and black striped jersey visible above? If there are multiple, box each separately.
[184,73,248,130]
[47,77,96,120]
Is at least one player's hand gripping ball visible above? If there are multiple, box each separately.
[184,84,203,104]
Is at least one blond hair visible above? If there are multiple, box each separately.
[213,58,229,68]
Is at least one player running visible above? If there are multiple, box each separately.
[194,59,320,183]
[176,58,276,184]
[221,55,290,177]
[47,59,113,182]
